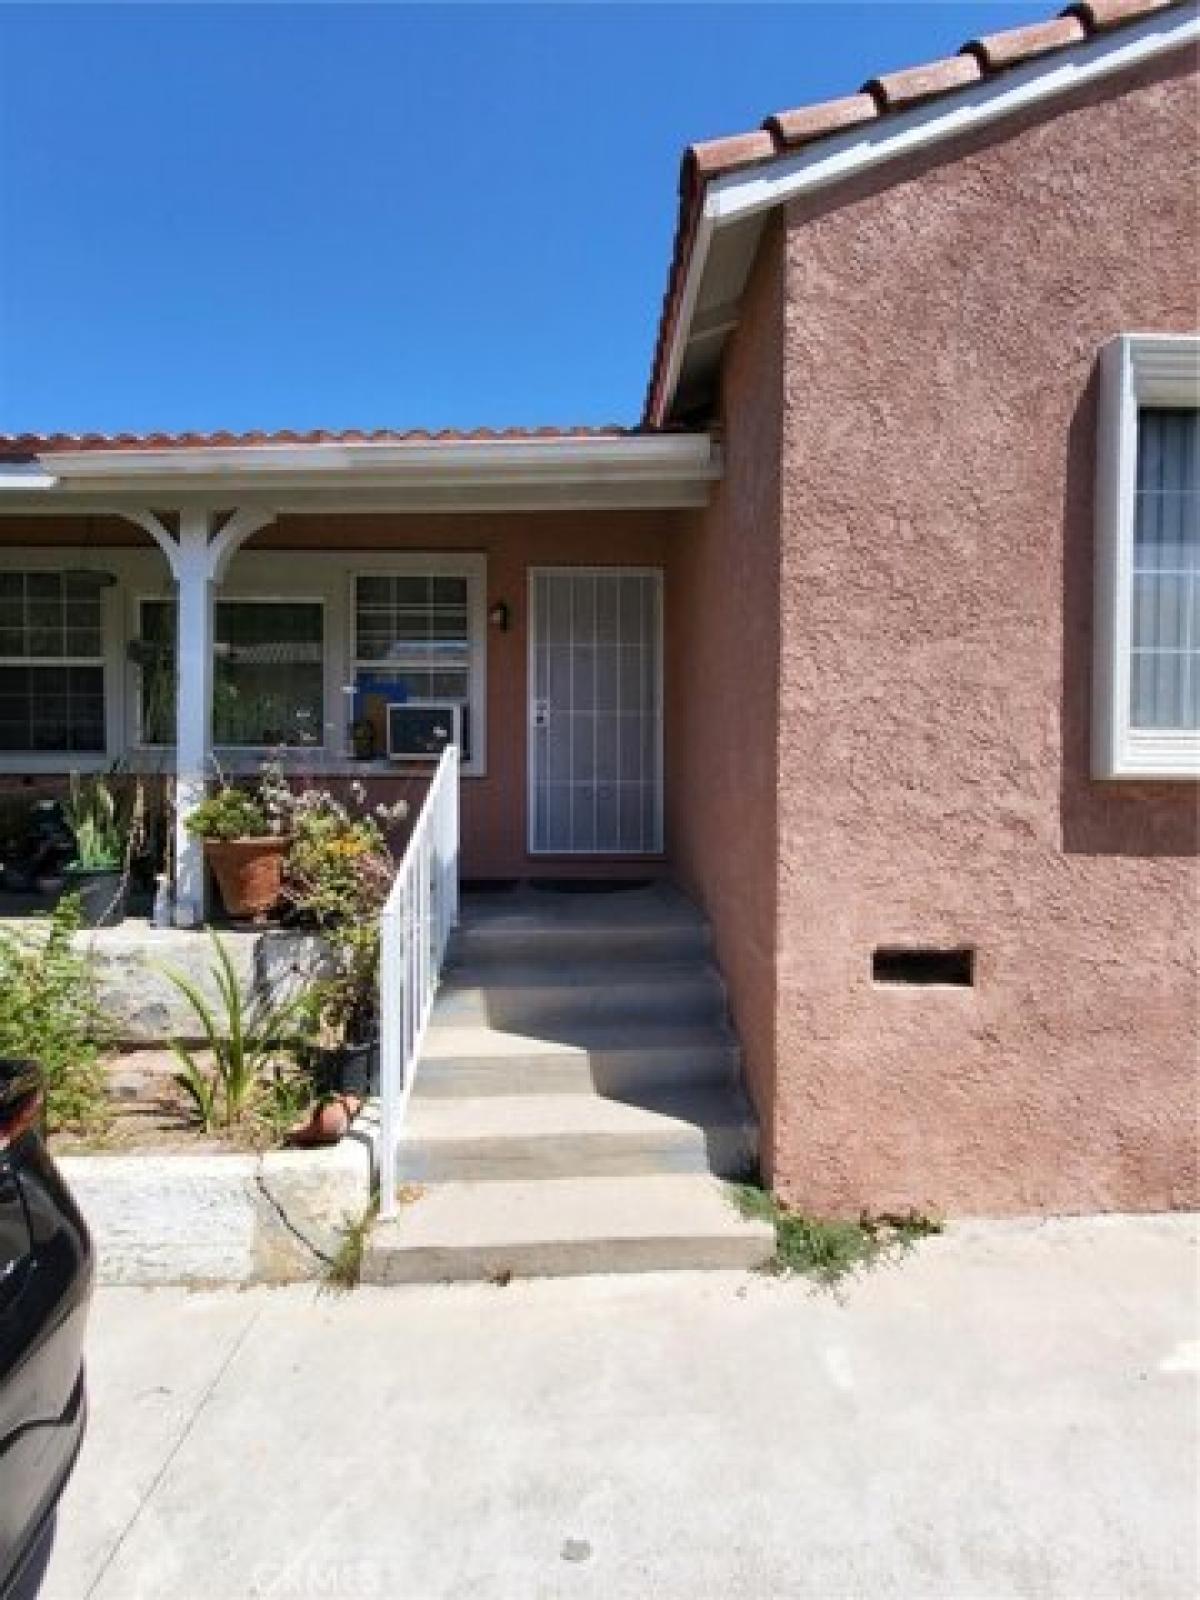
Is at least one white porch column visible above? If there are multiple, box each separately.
[173,511,216,926]
[123,506,275,927]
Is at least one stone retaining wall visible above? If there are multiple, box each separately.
[59,1110,378,1285]
[0,918,332,1044]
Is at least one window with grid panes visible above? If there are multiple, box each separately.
[0,572,106,753]
[138,597,325,748]
[353,574,473,758]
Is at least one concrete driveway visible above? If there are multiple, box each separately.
[31,1215,1198,1600]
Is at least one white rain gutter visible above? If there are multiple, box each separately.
[654,4,1200,422]
[25,433,718,485]
[0,433,721,512]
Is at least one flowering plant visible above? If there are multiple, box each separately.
[186,762,294,842]
[185,788,270,841]
[185,755,302,844]
[283,782,408,1046]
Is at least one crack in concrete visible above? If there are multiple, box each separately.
[83,1304,263,1600]
[252,1162,339,1272]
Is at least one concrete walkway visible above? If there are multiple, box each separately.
[34,1215,1198,1600]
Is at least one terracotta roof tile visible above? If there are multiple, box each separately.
[645,0,1189,422]
[3,0,1187,447]
[864,52,983,111]
[962,15,1088,70]
[1064,0,1176,29]
[765,94,880,149]
[687,130,777,184]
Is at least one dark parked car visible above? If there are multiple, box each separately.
[0,1057,93,1599]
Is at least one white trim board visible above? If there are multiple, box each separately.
[1092,332,1200,780]
[655,4,1200,422]
[0,436,722,514]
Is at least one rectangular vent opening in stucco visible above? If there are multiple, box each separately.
[872,948,975,987]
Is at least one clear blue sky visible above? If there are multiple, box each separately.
[0,2,1047,433]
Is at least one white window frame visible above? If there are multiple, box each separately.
[132,592,330,756]
[1093,333,1200,780]
[0,563,122,768]
[350,553,487,778]
[0,546,486,777]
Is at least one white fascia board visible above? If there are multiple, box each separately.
[0,480,717,515]
[0,464,58,490]
[656,5,1200,421]
[32,433,719,484]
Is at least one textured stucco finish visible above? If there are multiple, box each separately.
[667,223,785,1145]
[772,51,1199,1215]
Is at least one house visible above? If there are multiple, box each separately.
[1,0,1196,1223]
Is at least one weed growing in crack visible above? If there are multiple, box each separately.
[731,1184,942,1286]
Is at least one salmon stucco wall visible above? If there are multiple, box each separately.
[667,221,785,1152]
[773,50,1200,1216]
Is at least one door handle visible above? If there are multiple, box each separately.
[533,699,550,729]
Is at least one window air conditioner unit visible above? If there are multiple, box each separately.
[386,702,461,761]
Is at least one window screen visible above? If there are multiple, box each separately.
[1130,408,1199,731]
[140,598,325,748]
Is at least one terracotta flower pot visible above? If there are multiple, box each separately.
[288,1093,363,1148]
[204,836,291,921]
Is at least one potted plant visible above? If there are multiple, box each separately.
[61,773,141,928]
[185,772,292,923]
[283,784,406,1104]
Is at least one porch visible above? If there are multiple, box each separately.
[0,430,788,1267]
[0,430,722,923]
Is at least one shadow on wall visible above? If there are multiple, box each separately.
[1058,370,1199,859]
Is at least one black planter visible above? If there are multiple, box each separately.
[310,1038,378,1098]
[62,866,127,929]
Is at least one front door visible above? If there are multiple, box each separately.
[528,568,663,854]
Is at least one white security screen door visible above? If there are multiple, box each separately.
[529,568,663,854]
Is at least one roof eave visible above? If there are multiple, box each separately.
[650,2,1199,426]
[0,433,723,514]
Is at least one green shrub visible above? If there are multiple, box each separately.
[0,895,109,1132]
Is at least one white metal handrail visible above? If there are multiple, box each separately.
[377,743,460,1219]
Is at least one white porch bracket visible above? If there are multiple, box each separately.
[121,506,276,926]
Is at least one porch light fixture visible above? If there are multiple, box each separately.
[488,600,510,632]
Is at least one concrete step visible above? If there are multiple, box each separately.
[449,917,712,968]
[416,1022,740,1099]
[362,1174,775,1283]
[457,882,702,933]
[400,1088,759,1183]
[431,962,727,1031]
